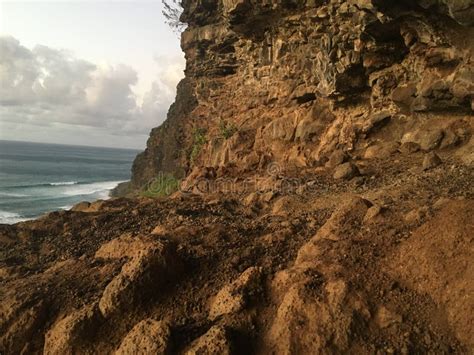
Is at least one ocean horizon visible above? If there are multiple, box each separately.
[0,140,139,224]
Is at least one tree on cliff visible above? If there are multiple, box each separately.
[162,0,185,33]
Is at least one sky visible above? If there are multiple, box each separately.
[0,0,185,149]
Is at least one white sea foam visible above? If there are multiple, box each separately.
[60,181,125,197]
[0,192,30,198]
[0,210,30,224]
[49,181,78,186]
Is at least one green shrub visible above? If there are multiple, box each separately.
[219,120,237,140]
[190,127,208,163]
[142,173,180,198]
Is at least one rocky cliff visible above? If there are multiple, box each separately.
[1,1,474,354]
[131,0,473,190]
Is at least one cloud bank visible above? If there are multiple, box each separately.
[0,35,185,147]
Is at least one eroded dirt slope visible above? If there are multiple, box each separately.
[1,150,473,354]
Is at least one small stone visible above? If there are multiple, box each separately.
[402,128,444,151]
[333,162,359,180]
[404,208,427,224]
[422,152,442,170]
[439,128,460,149]
[261,191,276,203]
[352,176,365,187]
[363,205,382,223]
[325,149,348,168]
[364,142,399,159]
[391,84,416,105]
[151,225,167,235]
[399,142,420,154]
[375,306,402,328]
[243,192,259,207]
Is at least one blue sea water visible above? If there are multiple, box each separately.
[0,140,139,224]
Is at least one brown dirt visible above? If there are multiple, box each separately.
[1,151,473,354]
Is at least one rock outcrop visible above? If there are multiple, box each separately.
[209,266,262,319]
[130,0,473,191]
[116,319,171,355]
[97,237,182,318]
[44,304,101,355]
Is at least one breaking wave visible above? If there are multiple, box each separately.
[49,181,78,186]
[0,210,30,224]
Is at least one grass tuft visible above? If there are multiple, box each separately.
[219,120,237,140]
[190,127,208,164]
[142,173,180,198]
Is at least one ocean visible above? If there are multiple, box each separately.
[0,140,139,224]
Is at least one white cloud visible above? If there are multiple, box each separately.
[0,36,40,105]
[0,35,185,145]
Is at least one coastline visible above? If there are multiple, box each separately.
[0,139,138,225]
[0,180,127,225]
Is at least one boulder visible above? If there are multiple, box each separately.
[271,195,302,216]
[209,266,262,319]
[404,207,428,224]
[44,304,101,355]
[295,117,323,142]
[333,162,359,180]
[401,128,444,151]
[325,149,347,168]
[266,195,372,353]
[364,142,399,159]
[262,116,296,142]
[422,152,442,170]
[99,241,181,318]
[391,84,417,106]
[439,128,460,149]
[1,299,47,354]
[71,201,91,212]
[185,326,232,355]
[116,319,171,355]
[299,196,371,248]
[266,276,368,354]
[95,234,157,260]
[362,111,392,133]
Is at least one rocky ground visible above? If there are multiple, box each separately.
[1,146,473,354]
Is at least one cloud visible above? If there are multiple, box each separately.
[0,36,40,105]
[0,35,185,143]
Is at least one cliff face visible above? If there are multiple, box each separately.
[131,0,473,190]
